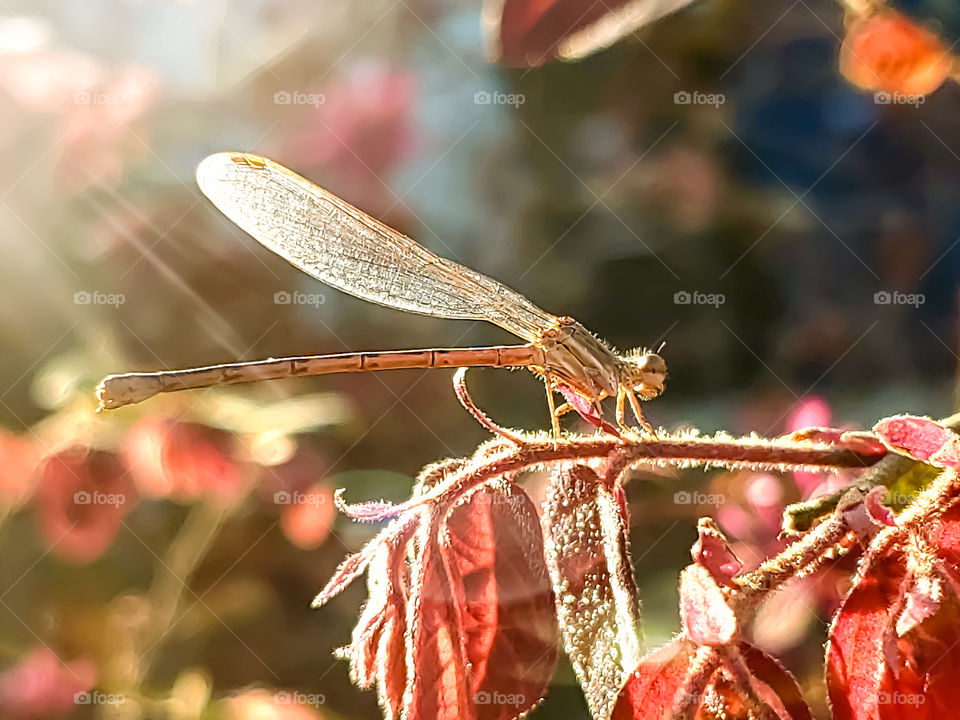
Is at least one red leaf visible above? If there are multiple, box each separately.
[680,564,737,646]
[453,479,557,719]
[612,639,699,720]
[314,543,381,609]
[613,640,812,720]
[406,514,472,719]
[399,479,556,719]
[827,503,960,719]
[543,464,642,719]
[864,486,897,528]
[485,0,700,67]
[874,415,960,469]
[827,550,906,720]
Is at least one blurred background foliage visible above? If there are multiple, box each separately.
[1,0,959,718]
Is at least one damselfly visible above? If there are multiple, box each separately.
[97,153,666,436]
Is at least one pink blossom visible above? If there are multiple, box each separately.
[123,417,248,503]
[35,448,136,563]
[0,431,38,510]
[224,688,323,720]
[280,483,335,550]
[0,647,96,719]
[286,60,416,215]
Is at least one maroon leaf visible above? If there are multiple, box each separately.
[405,514,473,719]
[740,644,813,720]
[543,464,641,719]
[484,0,701,67]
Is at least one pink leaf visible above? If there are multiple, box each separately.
[874,415,960,469]
[680,564,738,646]
[691,518,742,587]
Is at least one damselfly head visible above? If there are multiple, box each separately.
[622,350,667,399]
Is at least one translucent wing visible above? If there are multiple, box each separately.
[196,153,557,343]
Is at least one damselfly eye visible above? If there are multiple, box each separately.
[628,352,666,398]
[635,353,666,376]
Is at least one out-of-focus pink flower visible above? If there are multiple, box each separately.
[124,417,248,503]
[714,471,787,562]
[786,396,831,433]
[35,448,136,563]
[279,483,335,550]
[787,396,845,497]
[56,65,158,191]
[0,431,38,510]
[0,647,96,719]
[287,60,416,215]
[0,23,157,191]
[642,147,720,232]
[223,688,322,720]
[0,50,99,114]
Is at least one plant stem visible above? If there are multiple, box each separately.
[133,499,233,686]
